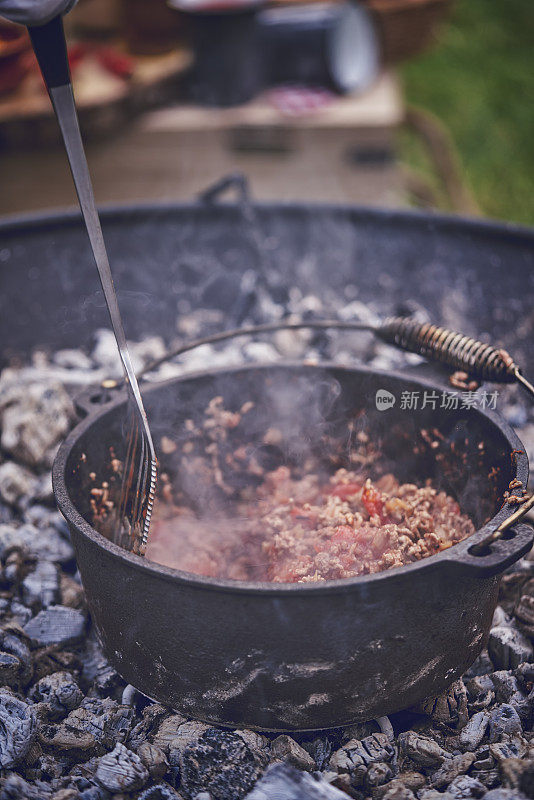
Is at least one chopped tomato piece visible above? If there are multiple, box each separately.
[362,485,388,523]
[332,525,355,543]
[327,482,362,501]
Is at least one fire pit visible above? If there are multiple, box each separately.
[0,196,533,797]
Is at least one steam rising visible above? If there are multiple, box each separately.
[133,367,492,583]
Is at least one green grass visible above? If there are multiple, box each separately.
[399,0,534,225]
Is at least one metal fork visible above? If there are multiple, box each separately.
[29,16,157,554]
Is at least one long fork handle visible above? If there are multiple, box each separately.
[28,17,155,455]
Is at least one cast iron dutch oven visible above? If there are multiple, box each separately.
[53,360,534,732]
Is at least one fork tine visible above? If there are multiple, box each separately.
[113,406,157,555]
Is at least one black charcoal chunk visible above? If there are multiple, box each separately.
[459,712,489,750]
[137,741,169,781]
[303,738,332,771]
[484,790,529,800]
[180,728,268,800]
[24,605,85,646]
[80,634,122,695]
[0,463,38,507]
[429,753,476,789]
[244,762,350,799]
[0,690,36,768]
[447,775,486,799]
[381,788,416,800]
[95,742,149,793]
[0,627,32,686]
[138,785,185,800]
[271,735,316,771]
[0,773,50,799]
[398,731,451,769]
[365,761,394,788]
[9,601,32,627]
[0,376,73,468]
[488,704,523,742]
[22,560,59,609]
[413,681,468,727]
[464,650,494,679]
[30,670,83,719]
[41,696,133,758]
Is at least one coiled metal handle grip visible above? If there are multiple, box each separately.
[378,317,518,383]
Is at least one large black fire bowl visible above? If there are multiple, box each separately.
[53,363,533,731]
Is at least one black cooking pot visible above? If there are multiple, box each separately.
[53,361,533,731]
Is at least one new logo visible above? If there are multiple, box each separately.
[375,389,396,410]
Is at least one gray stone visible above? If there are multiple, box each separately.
[459,712,489,750]
[271,735,316,771]
[488,704,523,742]
[126,703,169,752]
[244,762,349,799]
[489,626,534,670]
[24,605,85,646]
[95,742,149,793]
[0,690,36,768]
[22,560,59,609]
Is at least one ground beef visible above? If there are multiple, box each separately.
[146,466,475,583]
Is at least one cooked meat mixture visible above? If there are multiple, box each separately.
[146,466,475,583]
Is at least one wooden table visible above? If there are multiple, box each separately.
[0,71,405,216]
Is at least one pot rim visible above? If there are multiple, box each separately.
[53,361,529,596]
[2,199,534,244]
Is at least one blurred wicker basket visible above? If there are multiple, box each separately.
[362,0,453,63]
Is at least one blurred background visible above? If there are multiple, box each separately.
[0,0,532,225]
